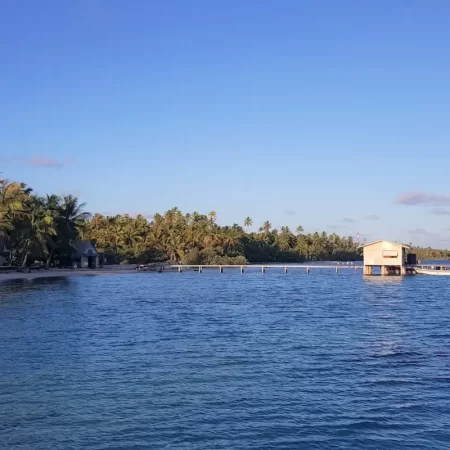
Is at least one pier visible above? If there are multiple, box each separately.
[166,263,448,276]
[167,240,428,277]
[170,264,361,274]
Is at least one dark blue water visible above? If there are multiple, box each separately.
[1,271,450,449]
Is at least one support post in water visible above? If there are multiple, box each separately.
[199,266,202,273]
[219,266,223,273]
[240,266,244,274]
[284,266,288,273]
[307,267,310,274]
[336,266,339,275]
[178,266,182,273]
[261,266,265,273]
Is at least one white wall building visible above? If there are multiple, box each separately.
[363,240,408,275]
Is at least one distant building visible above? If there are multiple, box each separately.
[363,240,408,275]
[72,241,104,269]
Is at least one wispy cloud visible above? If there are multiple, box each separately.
[408,228,434,237]
[284,209,296,216]
[29,157,64,168]
[429,207,450,216]
[328,224,349,230]
[340,217,354,223]
[0,155,73,169]
[365,214,380,220]
[407,228,450,248]
[396,192,450,207]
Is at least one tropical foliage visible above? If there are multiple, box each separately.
[2,178,450,267]
[407,245,450,262]
[79,208,366,264]
[0,178,90,267]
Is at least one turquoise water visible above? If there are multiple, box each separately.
[1,271,450,449]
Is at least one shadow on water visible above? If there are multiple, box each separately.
[362,276,405,285]
[0,277,72,300]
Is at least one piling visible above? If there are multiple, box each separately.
[284,266,288,273]
[240,266,244,274]
[219,266,223,273]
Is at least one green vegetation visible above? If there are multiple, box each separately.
[407,245,450,262]
[0,179,89,267]
[2,177,450,266]
[81,209,362,265]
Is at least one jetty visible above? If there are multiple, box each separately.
[167,240,436,276]
[169,264,360,274]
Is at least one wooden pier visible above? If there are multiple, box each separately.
[169,264,361,274]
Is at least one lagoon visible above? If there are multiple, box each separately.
[1,272,450,449]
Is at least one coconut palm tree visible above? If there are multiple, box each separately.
[42,195,91,268]
[208,211,217,224]
[220,227,243,254]
[244,217,252,229]
[259,221,272,235]
[0,179,32,235]
[19,196,58,267]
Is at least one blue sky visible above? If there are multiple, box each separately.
[1,0,450,247]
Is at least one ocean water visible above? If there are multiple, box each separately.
[1,270,450,449]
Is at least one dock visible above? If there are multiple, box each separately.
[161,240,447,277]
[169,264,361,274]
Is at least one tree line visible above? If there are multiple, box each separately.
[2,178,450,266]
[80,209,362,265]
[407,245,450,262]
[0,179,89,267]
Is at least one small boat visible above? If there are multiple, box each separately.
[414,265,450,276]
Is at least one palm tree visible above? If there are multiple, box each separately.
[259,221,272,235]
[43,195,90,268]
[91,213,104,233]
[208,211,217,224]
[296,225,304,236]
[244,217,252,229]
[0,179,32,235]
[220,227,243,254]
[20,196,57,267]
[120,218,146,259]
[60,195,90,229]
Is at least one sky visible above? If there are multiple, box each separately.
[1,0,450,247]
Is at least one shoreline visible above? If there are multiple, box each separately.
[0,268,142,283]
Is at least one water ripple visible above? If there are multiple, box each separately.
[1,273,450,449]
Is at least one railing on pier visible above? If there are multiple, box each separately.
[169,264,361,274]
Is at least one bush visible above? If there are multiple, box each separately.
[181,249,202,265]
[181,249,248,265]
